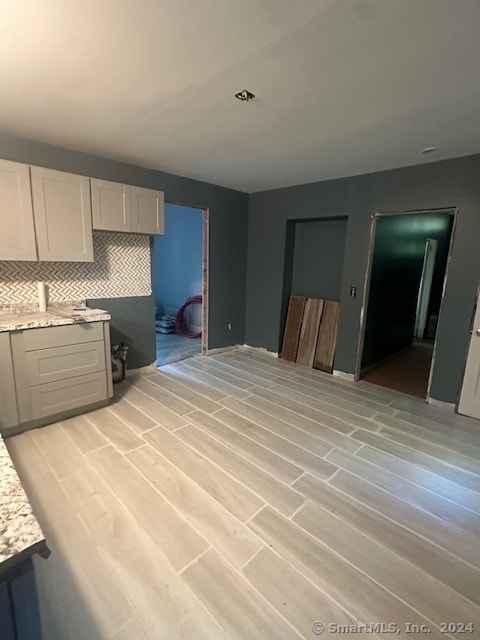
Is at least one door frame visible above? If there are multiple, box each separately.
[457,279,480,416]
[153,203,209,357]
[202,207,209,355]
[354,207,457,401]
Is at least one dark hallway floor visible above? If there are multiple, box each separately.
[361,341,434,399]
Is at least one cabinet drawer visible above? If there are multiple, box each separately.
[25,341,105,385]
[29,372,108,419]
[22,322,104,351]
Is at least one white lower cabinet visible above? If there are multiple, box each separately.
[0,333,19,430]
[2,321,112,434]
[24,340,105,385]
[29,372,108,419]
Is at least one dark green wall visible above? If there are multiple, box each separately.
[0,132,248,367]
[361,212,453,370]
[246,154,480,403]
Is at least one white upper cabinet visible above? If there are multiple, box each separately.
[0,158,164,263]
[0,159,37,261]
[91,178,164,235]
[91,178,132,232]
[30,167,94,262]
[131,186,164,235]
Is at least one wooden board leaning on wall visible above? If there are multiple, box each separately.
[280,296,339,373]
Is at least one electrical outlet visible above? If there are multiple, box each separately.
[227,323,232,331]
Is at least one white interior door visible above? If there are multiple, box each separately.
[414,238,438,339]
[458,285,480,418]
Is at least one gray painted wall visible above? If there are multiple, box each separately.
[87,295,156,370]
[246,154,480,403]
[291,218,347,300]
[0,132,249,367]
[3,130,480,402]
[278,217,347,353]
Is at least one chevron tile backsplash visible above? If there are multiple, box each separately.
[0,232,151,305]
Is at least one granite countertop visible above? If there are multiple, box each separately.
[0,438,48,574]
[0,307,111,332]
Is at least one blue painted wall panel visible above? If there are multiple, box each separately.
[153,204,203,317]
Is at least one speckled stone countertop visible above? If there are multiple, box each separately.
[0,437,48,574]
[0,307,111,332]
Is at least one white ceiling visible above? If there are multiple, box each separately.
[0,0,479,193]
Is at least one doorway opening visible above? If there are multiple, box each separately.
[356,208,456,399]
[152,203,208,366]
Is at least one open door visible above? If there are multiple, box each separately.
[458,284,480,418]
[414,238,438,339]
[356,209,455,399]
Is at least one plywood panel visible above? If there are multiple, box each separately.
[296,298,324,367]
[314,300,339,372]
[280,295,306,362]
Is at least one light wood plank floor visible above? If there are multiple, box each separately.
[6,347,480,640]
[156,332,201,366]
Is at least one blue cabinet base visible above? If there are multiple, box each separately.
[0,559,42,640]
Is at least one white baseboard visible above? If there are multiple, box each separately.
[206,344,240,356]
[332,369,356,381]
[242,344,279,357]
[126,364,157,377]
[427,397,456,412]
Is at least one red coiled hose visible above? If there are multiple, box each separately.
[175,295,202,338]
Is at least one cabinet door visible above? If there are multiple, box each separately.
[23,321,104,350]
[25,341,105,385]
[30,371,108,418]
[0,159,37,261]
[131,186,164,235]
[91,178,132,232]
[30,167,94,261]
[0,333,19,430]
